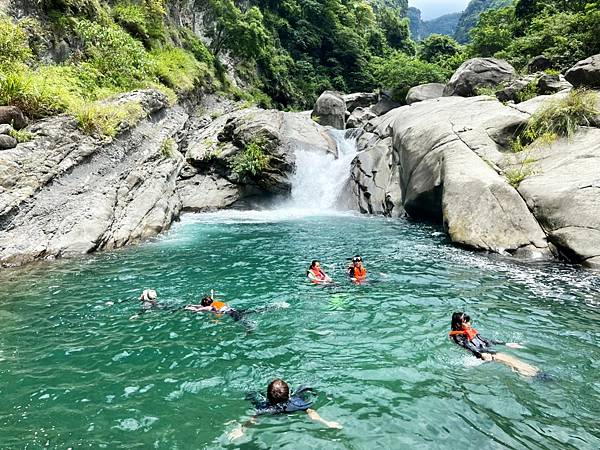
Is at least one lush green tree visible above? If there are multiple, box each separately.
[371,51,447,102]
[419,34,461,63]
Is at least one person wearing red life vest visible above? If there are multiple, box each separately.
[449,312,539,377]
[306,260,333,284]
[347,255,367,282]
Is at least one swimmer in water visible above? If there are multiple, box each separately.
[229,378,342,440]
[449,312,539,377]
[347,255,367,282]
[129,289,159,320]
[185,295,245,321]
[306,260,333,284]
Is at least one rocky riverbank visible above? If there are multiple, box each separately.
[1,53,599,269]
[0,90,337,267]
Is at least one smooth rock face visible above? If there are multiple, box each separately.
[0,134,17,150]
[312,91,346,129]
[387,96,549,255]
[443,58,517,97]
[0,90,185,266]
[517,128,600,267]
[405,83,445,105]
[565,54,600,88]
[339,134,403,217]
[0,124,13,135]
[343,92,378,112]
[0,106,27,130]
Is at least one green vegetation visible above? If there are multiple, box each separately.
[454,0,512,44]
[469,1,600,71]
[513,90,598,151]
[515,80,539,103]
[160,137,175,158]
[505,165,534,188]
[0,0,598,122]
[8,128,34,143]
[0,4,217,129]
[230,140,270,179]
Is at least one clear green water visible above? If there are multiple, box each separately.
[1,211,599,449]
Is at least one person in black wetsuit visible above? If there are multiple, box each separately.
[229,379,342,441]
[449,312,540,377]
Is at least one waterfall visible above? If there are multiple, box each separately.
[289,129,360,211]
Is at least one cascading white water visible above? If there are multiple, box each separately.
[289,129,360,211]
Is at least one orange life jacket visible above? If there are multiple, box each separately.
[352,266,367,279]
[212,301,227,311]
[449,327,478,341]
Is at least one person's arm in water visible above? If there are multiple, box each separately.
[184,304,213,312]
[453,335,486,359]
[478,334,524,349]
[228,416,257,441]
[306,409,342,428]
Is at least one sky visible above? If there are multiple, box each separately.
[409,0,471,20]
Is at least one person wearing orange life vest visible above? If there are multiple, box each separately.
[449,312,539,377]
[185,295,244,321]
[306,260,333,284]
[347,255,367,282]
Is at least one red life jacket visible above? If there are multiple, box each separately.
[309,268,326,282]
[449,327,478,341]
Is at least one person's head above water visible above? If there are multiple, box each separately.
[352,255,363,266]
[267,379,290,405]
[451,312,471,331]
[310,260,321,270]
[140,289,157,302]
[200,296,213,307]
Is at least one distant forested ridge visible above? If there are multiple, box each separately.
[408,7,461,41]
[454,0,512,43]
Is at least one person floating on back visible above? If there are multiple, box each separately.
[306,260,333,284]
[449,312,539,377]
[229,378,342,441]
[347,255,367,282]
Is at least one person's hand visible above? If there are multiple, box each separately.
[481,353,493,361]
[326,420,343,429]
[506,343,525,349]
[228,427,244,441]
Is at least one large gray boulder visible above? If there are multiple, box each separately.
[565,54,600,88]
[343,92,378,112]
[406,83,445,105]
[0,134,17,150]
[0,106,27,130]
[443,58,517,97]
[517,128,600,268]
[312,91,346,129]
[387,96,549,257]
[0,90,185,266]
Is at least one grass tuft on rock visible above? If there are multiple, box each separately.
[230,140,270,178]
[160,137,175,158]
[512,89,598,152]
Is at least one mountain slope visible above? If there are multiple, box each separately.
[454,0,512,43]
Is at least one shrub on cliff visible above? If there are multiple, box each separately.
[230,141,270,179]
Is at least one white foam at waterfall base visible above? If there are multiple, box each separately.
[170,129,361,227]
[288,128,360,211]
